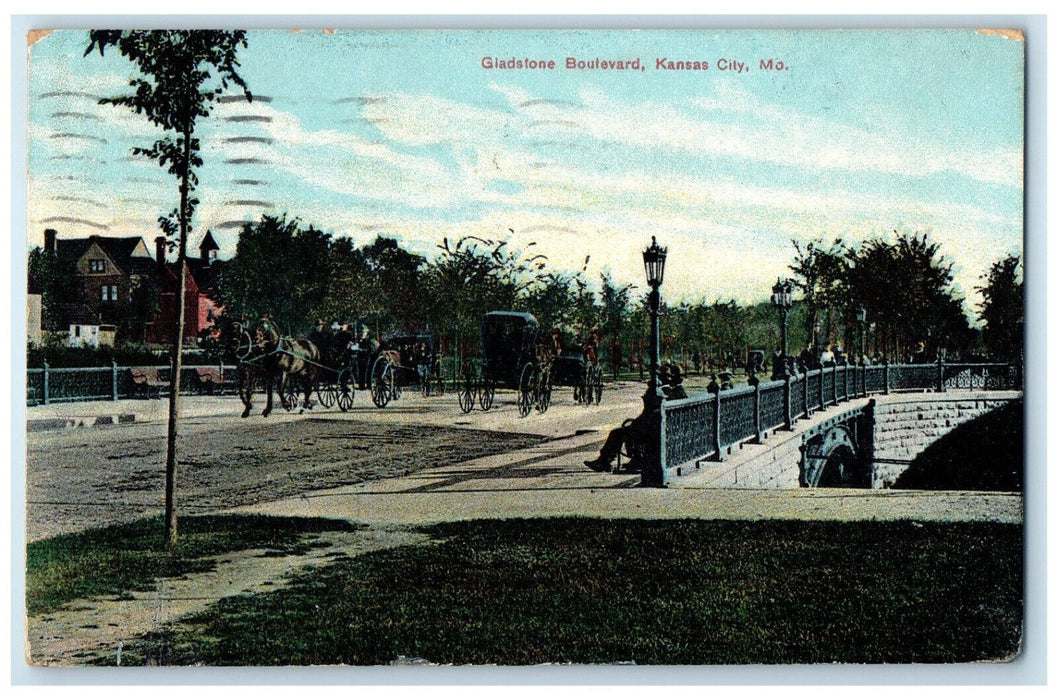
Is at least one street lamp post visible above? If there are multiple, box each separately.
[856,307,867,364]
[771,278,793,380]
[856,306,867,397]
[640,236,667,487]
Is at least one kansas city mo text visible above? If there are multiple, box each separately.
[480,56,791,73]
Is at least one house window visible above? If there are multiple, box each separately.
[100,285,118,302]
[88,259,106,273]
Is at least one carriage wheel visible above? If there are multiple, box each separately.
[591,365,604,405]
[316,377,337,408]
[282,380,300,412]
[479,378,495,411]
[535,366,552,414]
[370,356,393,408]
[517,365,537,417]
[235,330,255,361]
[457,368,476,413]
[336,369,354,412]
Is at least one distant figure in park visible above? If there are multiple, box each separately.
[584,363,687,472]
[820,344,836,367]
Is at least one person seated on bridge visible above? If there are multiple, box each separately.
[661,363,688,399]
[584,415,649,473]
[717,371,733,391]
[584,364,687,473]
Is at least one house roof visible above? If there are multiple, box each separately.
[199,230,220,253]
[56,235,152,276]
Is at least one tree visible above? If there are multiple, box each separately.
[86,30,251,547]
[423,236,548,353]
[845,232,964,361]
[978,255,1023,362]
[598,272,634,378]
[789,238,849,353]
[28,246,84,330]
[214,213,331,334]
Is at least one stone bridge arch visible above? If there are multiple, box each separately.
[798,405,875,488]
[800,423,868,487]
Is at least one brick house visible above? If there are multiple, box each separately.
[38,228,225,346]
[42,228,156,338]
[145,231,225,345]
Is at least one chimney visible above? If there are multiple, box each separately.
[155,236,167,269]
[44,228,57,254]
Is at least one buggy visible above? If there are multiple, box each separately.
[549,346,603,406]
[458,311,551,417]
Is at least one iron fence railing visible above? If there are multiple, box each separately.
[662,393,717,468]
[659,361,1021,475]
[26,363,241,406]
[758,380,787,434]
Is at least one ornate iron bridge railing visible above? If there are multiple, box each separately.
[659,361,1020,479]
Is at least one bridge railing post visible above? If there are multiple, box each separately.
[43,361,50,406]
[936,355,945,393]
[751,375,762,443]
[709,379,722,461]
[883,359,890,395]
[842,362,849,402]
[802,369,810,418]
[818,367,825,409]
[783,372,793,430]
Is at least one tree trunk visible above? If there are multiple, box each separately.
[164,124,193,549]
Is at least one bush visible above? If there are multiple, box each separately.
[27,342,167,368]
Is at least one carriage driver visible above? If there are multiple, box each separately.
[255,317,277,346]
[582,326,601,364]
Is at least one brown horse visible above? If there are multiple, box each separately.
[241,319,321,417]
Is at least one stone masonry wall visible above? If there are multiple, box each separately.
[669,391,1020,490]
[870,391,1020,488]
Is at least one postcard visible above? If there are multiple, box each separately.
[21,25,1028,675]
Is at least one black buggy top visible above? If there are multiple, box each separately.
[480,311,540,385]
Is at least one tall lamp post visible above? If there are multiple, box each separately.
[771,278,793,379]
[856,306,867,363]
[640,236,667,487]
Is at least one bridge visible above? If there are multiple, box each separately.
[658,361,1022,490]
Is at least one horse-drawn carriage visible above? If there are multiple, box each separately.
[358,332,445,407]
[550,346,604,406]
[226,318,444,416]
[457,311,603,417]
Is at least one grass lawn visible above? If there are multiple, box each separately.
[26,514,360,616]
[73,517,1024,666]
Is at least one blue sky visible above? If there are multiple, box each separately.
[26,28,1024,310]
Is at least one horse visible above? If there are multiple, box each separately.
[241,319,321,417]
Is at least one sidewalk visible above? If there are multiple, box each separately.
[238,425,1023,526]
[25,395,239,432]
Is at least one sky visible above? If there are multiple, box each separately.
[25,28,1024,311]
